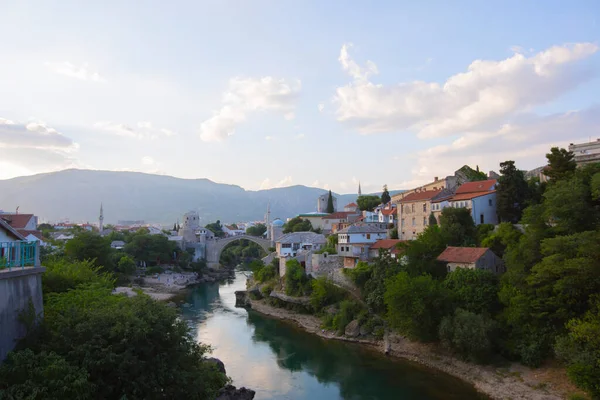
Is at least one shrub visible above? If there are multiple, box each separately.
[285,259,311,296]
[343,262,372,289]
[42,258,114,295]
[332,300,363,334]
[256,264,276,283]
[439,309,496,363]
[310,277,345,312]
[146,265,163,275]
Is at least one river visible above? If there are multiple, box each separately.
[179,271,485,400]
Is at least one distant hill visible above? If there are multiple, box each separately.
[0,169,402,226]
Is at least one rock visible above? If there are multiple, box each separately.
[324,305,337,315]
[345,319,360,337]
[216,384,256,400]
[206,357,226,374]
[235,291,250,308]
[359,325,371,336]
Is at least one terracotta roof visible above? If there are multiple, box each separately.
[322,211,358,220]
[455,180,496,194]
[398,189,442,203]
[17,230,44,241]
[437,247,490,263]
[0,218,26,240]
[1,213,35,229]
[370,239,403,250]
[345,202,357,207]
[451,191,496,201]
[381,208,396,216]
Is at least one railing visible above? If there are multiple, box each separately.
[0,241,40,271]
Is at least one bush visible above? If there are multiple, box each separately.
[439,309,496,363]
[285,259,311,296]
[146,265,163,275]
[42,258,114,295]
[310,277,345,312]
[332,300,363,334]
[443,268,500,315]
[256,264,276,283]
[261,282,275,297]
[343,262,372,289]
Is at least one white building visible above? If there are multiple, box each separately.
[276,231,326,258]
[337,224,388,267]
[450,180,498,226]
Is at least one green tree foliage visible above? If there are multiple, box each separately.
[220,239,265,267]
[400,225,447,278]
[428,212,437,226]
[42,258,114,295]
[205,220,225,238]
[246,223,267,237]
[439,207,477,246]
[0,349,95,399]
[283,217,313,233]
[457,165,487,181]
[480,222,522,258]
[251,259,276,283]
[385,272,450,341]
[65,231,114,270]
[497,160,529,223]
[439,309,496,363]
[326,190,335,213]
[381,185,391,204]
[117,255,136,275]
[443,268,500,315]
[357,195,381,212]
[555,295,600,398]
[124,234,176,266]
[310,277,346,311]
[284,259,312,296]
[390,227,399,239]
[545,147,576,182]
[344,261,373,290]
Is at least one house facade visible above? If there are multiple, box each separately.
[450,179,498,226]
[398,189,442,240]
[275,232,326,259]
[337,224,387,267]
[437,246,504,274]
[368,239,403,259]
[321,211,361,234]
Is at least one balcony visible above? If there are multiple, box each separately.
[0,241,41,271]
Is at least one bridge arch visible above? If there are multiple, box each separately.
[205,235,273,268]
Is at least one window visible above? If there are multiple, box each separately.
[361,247,364,253]
[411,204,415,213]
[488,199,492,206]
[423,217,427,226]
[480,214,484,224]
[412,217,416,226]
[423,203,427,212]
[282,243,291,248]
[366,233,371,239]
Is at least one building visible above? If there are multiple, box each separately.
[269,218,285,241]
[569,139,600,166]
[321,211,361,234]
[437,246,504,274]
[337,224,387,267]
[295,212,329,231]
[450,179,498,225]
[110,240,126,250]
[223,225,245,237]
[391,176,455,204]
[343,202,359,212]
[368,239,404,259]
[317,193,338,213]
[178,211,200,244]
[275,231,326,258]
[377,203,397,226]
[398,189,442,240]
[0,213,45,246]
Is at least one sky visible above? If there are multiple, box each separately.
[0,1,599,194]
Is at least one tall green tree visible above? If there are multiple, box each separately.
[439,207,477,246]
[545,147,576,182]
[205,220,225,238]
[381,185,391,204]
[357,195,381,211]
[496,160,529,223]
[65,232,114,270]
[428,212,437,225]
[326,190,335,213]
[246,223,267,237]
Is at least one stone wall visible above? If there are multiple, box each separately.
[310,253,343,278]
[0,267,45,361]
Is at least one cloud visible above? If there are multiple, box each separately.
[141,156,155,165]
[199,76,301,142]
[334,42,598,138]
[318,103,325,112]
[94,121,176,139]
[0,117,79,176]
[258,176,293,190]
[44,61,106,82]
[404,106,600,186]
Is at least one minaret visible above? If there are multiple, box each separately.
[99,203,104,232]
[358,181,362,197]
[265,202,271,239]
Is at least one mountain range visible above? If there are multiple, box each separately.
[0,169,401,226]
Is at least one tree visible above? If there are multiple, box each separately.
[428,212,437,225]
[326,190,335,213]
[443,268,500,315]
[545,147,576,182]
[439,207,477,246]
[439,309,496,363]
[124,234,177,266]
[284,259,311,296]
[390,228,399,239]
[246,223,267,237]
[65,231,114,271]
[205,220,225,238]
[543,175,598,235]
[480,222,522,258]
[117,255,136,275]
[381,185,391,204]
[385,272,450,341]
[173,223,178,231]
[496,160,529,223]
[401,225,447,278]
[357,195,381,212]
[310,277,345,311]
[283,217,313,233]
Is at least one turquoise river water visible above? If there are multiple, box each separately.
[179,271,485,400]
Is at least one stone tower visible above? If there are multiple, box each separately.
[270,218,284,243]
[179,211,200,243]
[98,203,104,232]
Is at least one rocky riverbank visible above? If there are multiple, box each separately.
[247,297,577,400]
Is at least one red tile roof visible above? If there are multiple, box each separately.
[455,180,496,194]
[345,202,357,207]
[398,189,442,203]
[437,246,490,263]
[381,208,396,216]
[451,191,496,201]
[1,214,35,229]
[0,218,26,240]
[370,239,404,250]
[322,211,357,220]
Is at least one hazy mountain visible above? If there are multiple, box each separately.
[0,169,401,226]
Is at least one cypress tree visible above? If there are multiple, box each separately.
[326,190,335,213]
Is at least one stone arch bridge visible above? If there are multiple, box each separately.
[205,235,273,268]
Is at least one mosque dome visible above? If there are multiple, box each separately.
[271,218,284,227]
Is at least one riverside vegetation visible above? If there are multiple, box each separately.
[249,147,600,399]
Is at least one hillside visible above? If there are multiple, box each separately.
[0,169,400,225]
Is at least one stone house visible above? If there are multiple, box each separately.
[368,239,404,259]
[317,193,338,213]
[437,246,504,274]
[337,224,387,267]
[398,189,443,240]
[276,232,326,277]
[321,211,361,234]
[449,179,498,226]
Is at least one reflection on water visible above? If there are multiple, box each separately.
[180,272,484,400]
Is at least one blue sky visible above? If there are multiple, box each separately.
[0,0,598,193]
